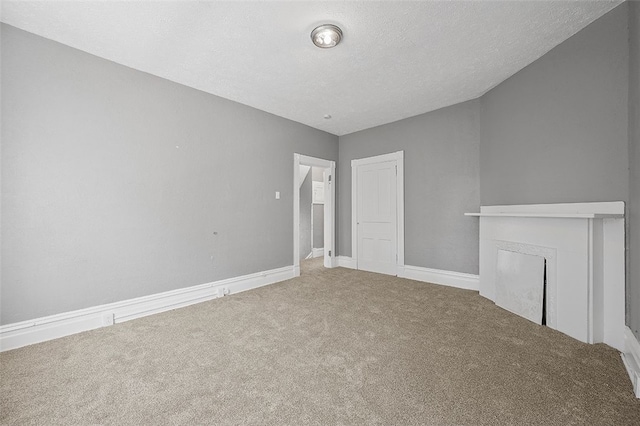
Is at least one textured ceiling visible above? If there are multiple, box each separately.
[0,1,622,136]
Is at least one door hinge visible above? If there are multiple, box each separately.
[328,250,331,256]
[395,165,397,175]
[328,175,332,182]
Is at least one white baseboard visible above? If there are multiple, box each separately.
[621,326,640,398]
[335,257,478,292]
[312,248,324,258]
[0,265,295,352]
[399,265,479,291]
[337,256,356,269]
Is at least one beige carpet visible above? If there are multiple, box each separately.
[2,259,639,425]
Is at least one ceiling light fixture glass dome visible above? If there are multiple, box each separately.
[311,24,343,48]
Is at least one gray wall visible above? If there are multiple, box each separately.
[312,167,324,249]
[338,100,480,274]
[480,3,629,206]
[313,205,324,249]
[629,1,640,340]
[299,170,312,260]
[479,3,637,337]
[1,24,338,324]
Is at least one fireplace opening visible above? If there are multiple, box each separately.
[495,249,547,326]
[542,258,547,326]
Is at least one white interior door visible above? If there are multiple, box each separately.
[323,170,331,268]
[356,160,397,275]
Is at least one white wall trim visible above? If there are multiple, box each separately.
[0,265,295,352]
[323,166,336,268]
[399,265,479,291]
[334,257,477,292]
[312,248,324,258]
[621,327,640,398]
[351,150,404,273]
[480,201,625,215]
[297,154,333,169]
[351,151,403,168]
[396,153,405,268]
[337,256,357,269]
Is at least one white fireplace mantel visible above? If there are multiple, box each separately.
[467,201,625,351]
[465,212,622,219]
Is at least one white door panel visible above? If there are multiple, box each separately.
[356,160,397,275]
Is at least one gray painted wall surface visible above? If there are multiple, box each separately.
[338,100,480,274]
[312,167,324,248]
[479,3,635,336]
[313,205,324,249]
[629,1,640,340]
[299,171,312,260]
[1,24,338,324]
[480,4,629,206]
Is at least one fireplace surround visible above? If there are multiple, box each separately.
[466,202,625,351]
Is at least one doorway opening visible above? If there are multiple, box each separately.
[293,154,336,276]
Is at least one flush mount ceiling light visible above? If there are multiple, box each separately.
[311,24,343,48]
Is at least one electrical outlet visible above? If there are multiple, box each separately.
[102,313,114,326]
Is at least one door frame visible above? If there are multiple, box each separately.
[293,153,336,276]
[351,151,405,275]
